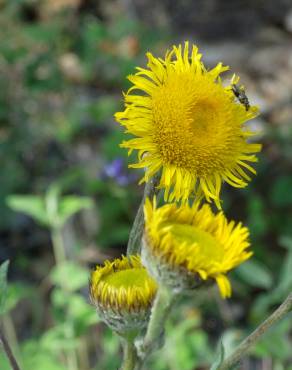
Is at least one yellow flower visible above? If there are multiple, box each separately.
[143,198,252,298]
[90,255,157,333]
[115,42,261,208]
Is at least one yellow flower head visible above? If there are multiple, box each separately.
[115,42,261,208]
[143,198,252,298]
[90,255,157,333]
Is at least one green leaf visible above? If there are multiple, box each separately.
[211,341,225,370]
[152,315,212,370]
[40,324,79,352]
[236,259,273,289]
[58,196,94,226]
[50,262,89,292]
[219,329,242,358]
[247,196,268,237]
[0,260,9,316]
[51,289,99,335]
[0,351,10,370]
[68,294,99,335]
[251,240,292,320]
[44,183,94,228]
[6,195,49,226]
[45,183,61,228]
[22,339,68,370]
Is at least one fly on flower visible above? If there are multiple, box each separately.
[231,83,250,111]
[115,42,261,208]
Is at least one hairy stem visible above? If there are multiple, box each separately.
[135,285,176,369]
[219,293,292,370]
[143,286,173,350]
[127,175,159,256]
[0,328,21,370]
[120,338,139,370]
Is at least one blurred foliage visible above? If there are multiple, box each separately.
[0,0,292,369]
[7,183,94,228]
[0,260,9,315]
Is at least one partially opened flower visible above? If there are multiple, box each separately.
[90,255,157,335]
[142,198,251,298]
[115,42,261,207]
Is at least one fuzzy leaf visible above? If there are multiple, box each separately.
[211,341,225,370]
[236,259,273,289]
[50,262,89,292]
[58,196,94,226]
[7,195,49,226]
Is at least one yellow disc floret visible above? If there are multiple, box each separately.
[90,255,157,312]
[115,42,261,208]
[143,198,252,298]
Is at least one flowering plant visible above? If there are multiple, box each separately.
[87,42,291,370]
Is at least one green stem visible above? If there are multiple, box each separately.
[50,227,78,370]
[135,285,176,369]
[77,336,90,370]
[143,286,173,348]
[127,175,159,256]
[219,293,292,370]
[64,323,78,370]
[51,227,66,265]
[0,328,21,370]
[120,338,139,370]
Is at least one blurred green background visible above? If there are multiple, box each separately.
[0,1,292,369]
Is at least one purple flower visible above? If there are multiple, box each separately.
[104,158,124,178]
[103,158,137,186]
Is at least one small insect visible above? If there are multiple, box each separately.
[231,84,250,111]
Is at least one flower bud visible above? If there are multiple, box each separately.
[90,255,157,335]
